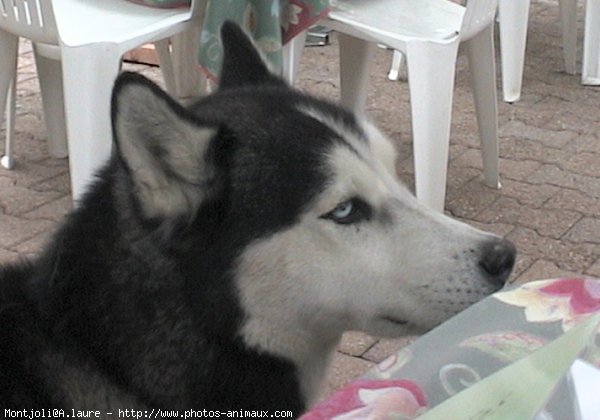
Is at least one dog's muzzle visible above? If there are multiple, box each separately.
[479,239,517,288]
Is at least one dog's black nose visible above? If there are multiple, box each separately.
[479,238,516,287]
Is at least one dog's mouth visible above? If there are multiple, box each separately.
[374,315,425,336]
[381,316,409,326]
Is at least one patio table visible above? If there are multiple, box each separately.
[301,277,600,419]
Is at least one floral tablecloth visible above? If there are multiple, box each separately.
[302,278,600,419]
[198,0,330,78]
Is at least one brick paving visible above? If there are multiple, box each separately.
[1,0,599,402]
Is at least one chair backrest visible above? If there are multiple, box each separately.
[460,0,498,41]
[0,0,58,44]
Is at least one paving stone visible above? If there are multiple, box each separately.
[450,148,484,170]
[395,154,415,176]
[446,181,501,219]
[475,196,582,239]
[362,336,416,363]
[458,219,516,238]
[0,177,63,216]
[0,160,69,190]
[586,258,600,277]
[450,129,481,149]
[499,158,544,182]
[16,83,46,100]
[317,353,375,402]
[564,132,600,154]
[10,230,55,257]
[30,171,71,194]
[445,165,481,192]
[533,96,600,133]
[0,213,54,249]
[0,248,20,264]
[337,332,378,357]
[527,164,600,198]
[450,149,545,185]
[545,113,600,136]
[495,179,561,208]
[506,227,599,272]
[23,194,72,222]
[557,152,600,177]
[499,119,578,148]
[513,259,581,285]
[448,144,469,161]
[509,254,537,283]
[527,80,600,107]
[499,137,572,164]
[563,217,600,244]
[543,189,600,215]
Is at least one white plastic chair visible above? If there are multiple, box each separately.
[321,0,500,211]
[0,0,206,201]
[582,0,600,84]
[499,0,600,102]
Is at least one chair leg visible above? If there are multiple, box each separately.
[282,30,307,84]
[34,46,68,159]
[156,30,206,104]
[582,0,600,85]
[60,44,121,203]
[406,40,459,212]
[1,30,18,170]
[154,38,178,95]
[559,0,578,75]
[498,0,531,103]
[465,24,500,191]
[388,50,406,81]
[170,28,206,102]
[1,70,17,170]
[338,33,376,114]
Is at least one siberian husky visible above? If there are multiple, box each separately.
[0,22,515,416]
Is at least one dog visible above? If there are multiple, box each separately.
[0,22,515,416]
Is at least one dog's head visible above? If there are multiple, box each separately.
[110,22,515,356]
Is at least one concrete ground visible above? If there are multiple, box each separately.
[1,0,599,402]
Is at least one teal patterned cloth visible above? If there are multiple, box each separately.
[198,0,330,79]
[126,0,329,79]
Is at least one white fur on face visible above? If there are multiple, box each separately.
[235,111,501,402]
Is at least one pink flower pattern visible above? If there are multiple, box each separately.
[300,379,427,420]
[494,278,600,331]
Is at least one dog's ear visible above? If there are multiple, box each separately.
[111,72,217,220]
[218,21,285,90]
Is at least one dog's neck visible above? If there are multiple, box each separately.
[240,317,342,405]
[34,180,334,411]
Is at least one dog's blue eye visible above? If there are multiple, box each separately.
[322,198,371,225]
[333,201,353,219]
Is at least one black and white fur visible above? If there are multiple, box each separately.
[0,22,515,416]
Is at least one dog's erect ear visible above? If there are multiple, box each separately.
[218,21,285,90]
[111,72,217,220]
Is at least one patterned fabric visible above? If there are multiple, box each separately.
[495,277,600,331]
[125,0,191,8]
[300,379,428,420]
[198,0,330,79]
[301,278,600,419]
